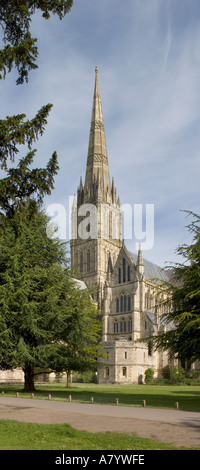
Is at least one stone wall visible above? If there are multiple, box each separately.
[98,340,162,384]
[0,368,24,384]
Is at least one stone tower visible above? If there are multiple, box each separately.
[70,67,122,306]
[70,68,186,384]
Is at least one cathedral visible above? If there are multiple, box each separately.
[70,68,172,384]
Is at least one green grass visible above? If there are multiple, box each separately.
[0,419,194,450]
[1,382,200,411]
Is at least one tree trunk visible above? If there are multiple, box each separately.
[66,370,71,388]
[23,365,35,392]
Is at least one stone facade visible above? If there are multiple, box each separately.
[70,68,174,384]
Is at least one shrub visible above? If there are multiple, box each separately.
[144,368,154,384]
[170,366,186,384]
[161,365,171,380]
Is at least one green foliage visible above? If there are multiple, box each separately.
[0,0,73,85]
[0,202,68,367]
[47,286,103,375]
[161,365,171,380]
[0,150,59,214]
[150,211,200,365]
[144,368,154,384]
[0,201,102,390]
[0,104,54,169]
[189,370,200,381]
[0,1,73,170]
[169,366,186,384]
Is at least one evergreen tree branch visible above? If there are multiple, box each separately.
[0,104,53,168]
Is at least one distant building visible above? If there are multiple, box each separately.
[70,68,174,383]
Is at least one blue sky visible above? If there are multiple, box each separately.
[1,0,200,267]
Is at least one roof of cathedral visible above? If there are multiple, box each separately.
[129,251,170,283]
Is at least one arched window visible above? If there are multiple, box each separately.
[145,290,151,310]
[120,295,124,312]
[155,295,159,313]
[114,320,118,333]
[124,295,127,312]
[118,267,121,284]
[148,340,153,356]
[123,258,126,282]
[127,265,130,281]
[87,250,90,272]
[116,298,119,313]
[128,319,132,332]
[128,296,131,311]
[80,252,83,272]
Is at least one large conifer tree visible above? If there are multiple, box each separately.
[0,156,102,391]
[0,200,68,391]
[150,211,200,367]
[0,1,102,391]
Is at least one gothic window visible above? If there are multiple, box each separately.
[145,290,151,310]
[125,351,127,359]
[123,258,126,282]
[128,319,132,332]
[114,320,118,333]
[161,295,165,314]
[155,295,159,313]
[87,250,90,272]
[148,340,153,356]
[118,267,121,284]
[163,301,169,314]
[120,321,123,333]
[120,295,124,313]
[80,252,83,272]
[124,295,127,312]
[124,321,126,332]
[119,294,130,313]
[127,265,130,281]
[116,298,119,313]
[75,251,78,268]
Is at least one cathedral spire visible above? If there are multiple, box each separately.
[137,244,144,275]
[84,67,111,200]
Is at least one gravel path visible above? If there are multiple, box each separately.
[0,397,199,448]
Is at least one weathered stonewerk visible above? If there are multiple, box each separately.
[70,68,177,384]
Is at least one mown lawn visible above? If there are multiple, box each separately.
[0,419,194,450]
[1,382,200,411]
